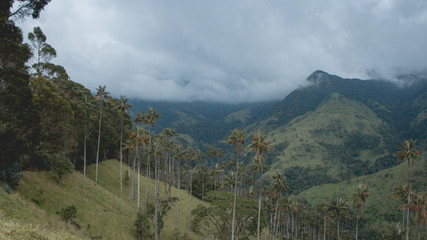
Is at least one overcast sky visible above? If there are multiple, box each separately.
[18,0,427,102]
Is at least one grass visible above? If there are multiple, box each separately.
[259,93,388,177]
[1,160,204,239]
[298,156,427,236]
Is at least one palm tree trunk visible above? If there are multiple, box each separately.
[202,171,206,240]
[95,100,103,185]
[406,159,411,240]
[356,211,359,240]
[119,116,123,212]
[83,97,87,189]
[188,167,193,240]
[145,155,150,211]
[337,219,340,240]
[323,215,326,240]
[155,153,159,240]
[231,158,239,240]
[144,126,151,211]
[137,158,140,211]
[257,166,264,240]
[176,159,181,231]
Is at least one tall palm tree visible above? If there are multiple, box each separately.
[318,200,329,240]
[226,129,247,240]
[186,146,201,240]
[115,95,130,212]
[349,184,370,240]
[95,85,109,185]
[142,107,160,211]
[326,197,349,240]
[395,139,421,240]
[249,130,272,240]
[173,145,185,231]
[392,184,410,228]
[406,192,427,240]
[271,171,289,239]
[134,113,147,211]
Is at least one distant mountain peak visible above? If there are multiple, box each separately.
[307,70,331,83]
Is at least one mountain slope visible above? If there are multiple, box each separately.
[2,160,203,239]
[245,71,427,193]
[298,155,427,239]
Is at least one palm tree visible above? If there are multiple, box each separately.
[142,107,160,211]
[249,130,272,240]
[115,95,130,212]
[349,184,370,240]
[133,112,146,211]
[326,197,349,240]
[405,192,427,240]
[318,200,329,240]
[82,95,92,189]
[271,171,289,239]
[173,145,185,231]
[392,184,411,228]
[94,85,109,185]
[395,139,421,240]
[186,146,201,240]
[226,129,247,240]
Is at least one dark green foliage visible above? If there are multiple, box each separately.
[284,166,338,194]
[0,162,23,187]
[3,183,11,194]
[192,191,261,239]
[53,155,74,183]
[57,205,77,222]
[134,204,154,239]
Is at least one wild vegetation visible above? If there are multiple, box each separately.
[1,1,427,240]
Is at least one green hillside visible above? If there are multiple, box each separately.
[1,160,203,240]
[298,155,427,238]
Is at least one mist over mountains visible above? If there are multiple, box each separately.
[130,70,427,193]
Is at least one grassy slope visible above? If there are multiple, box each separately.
[1,160,203,240]
[0,185,85,240]
[298,156,427,232]
[261,92,388,177]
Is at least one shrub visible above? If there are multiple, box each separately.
[57,205,77,222]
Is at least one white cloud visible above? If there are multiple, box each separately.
[19,0,427,102]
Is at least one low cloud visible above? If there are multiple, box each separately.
[20,0,427,102]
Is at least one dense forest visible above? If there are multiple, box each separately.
[1,1,427,240]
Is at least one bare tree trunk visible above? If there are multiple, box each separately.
[257,166,264,240]
[406,160,411,240]
[176,160,181,231]
[155,153,159,240]
[188,167,193,240]
[95,100,103,185]
[83,96,87,190]
[119,116,123,211]
[231,159,239,240]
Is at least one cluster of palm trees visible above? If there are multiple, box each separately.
[88,93,425,240]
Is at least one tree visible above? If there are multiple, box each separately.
[115,95,130,212]
[226,129,247,240]
[404,192,427,240]
[270,171,289,238]
[326,197,349,240]
[133,112,145,211]
[94,85,109,185]
[143,107,160,211]
[7,0,52,20]
[186,146,201,240]
[249,130,272,240]
[349,184,370,240]
[395,139,421,240]
[27,26,56,76]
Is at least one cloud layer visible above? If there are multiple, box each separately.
[20,0,427,102]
